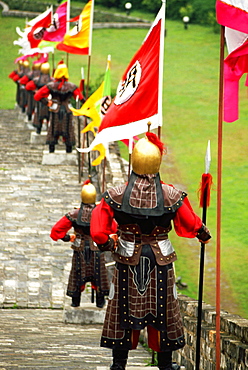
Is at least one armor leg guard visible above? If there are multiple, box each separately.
[110,349,128,370]
[157,351,180,370]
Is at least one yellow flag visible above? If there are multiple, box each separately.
[56,0,94,55]
[91,143,106,166]
[71,82,104,119]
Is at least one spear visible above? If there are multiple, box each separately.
[195,140,212,370]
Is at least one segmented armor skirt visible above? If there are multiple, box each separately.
[46,111,75,146]
[67,248,109,298]
[100,244,185,352]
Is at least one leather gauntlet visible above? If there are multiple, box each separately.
[61,234,70,242]
[196,224,211,243]
[97,234,116,252]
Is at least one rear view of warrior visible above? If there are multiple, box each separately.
[50,180,110,308]
[34,60,84,153]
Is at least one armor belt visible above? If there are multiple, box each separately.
[113,224,177,266]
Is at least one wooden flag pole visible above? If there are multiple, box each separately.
[216,24,225,370]
[80,54,92,179]
[157,0,166,139]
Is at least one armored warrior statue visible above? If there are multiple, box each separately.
[26,62,52,133]
[19,61,41,121]
[34,60,85,153]
[9,59,30,113]
[90,132,211,370]
[9,60,24,108]
[50,180,110,308]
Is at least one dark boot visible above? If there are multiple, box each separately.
[71,296,80,307]
[96,291,105,308]
[49,144,55,153]
[110,349,128,370]
[36,124,42,134]
[66,145,72,153]
[157,351,180,370]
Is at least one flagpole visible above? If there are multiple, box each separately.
[66,0,70,67]
[66,0,70,33]
[82,0,94,178]
[158,0,166,139]
[128,137,133,179]
[216,24,225,370]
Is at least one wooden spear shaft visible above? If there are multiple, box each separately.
[195,141,211,370]
[195,190,208,370]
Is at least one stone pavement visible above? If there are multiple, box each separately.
[0,108,151,369]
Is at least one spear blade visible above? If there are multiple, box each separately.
[205,140,211,174]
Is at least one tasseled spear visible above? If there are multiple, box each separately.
[195,140,213,370]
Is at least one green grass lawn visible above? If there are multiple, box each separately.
[0,13,247,319]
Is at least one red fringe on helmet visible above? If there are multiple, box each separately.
[198,173,213,208]
[146,132,165,155]
[82,179,91,186]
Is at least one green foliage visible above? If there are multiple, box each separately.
[179,4,193,19]
[166,0,188,20]
[4,0,220,26]
[141,0,161,13]
[190,0,216,25]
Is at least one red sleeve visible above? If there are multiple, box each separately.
[13,74,20,82]
[34,85,50,101]
[90,198,118,244]
[50,216,73,241]
[73,87,84,101]
[173,197,203,238]
[26,80,36,91]
[9,71,17,79]
[19,75,29,85]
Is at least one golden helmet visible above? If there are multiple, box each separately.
[131,132,164,175]
[18,60,23,71]
[81,180,97,204]
[40,62,50,74]
[23,60,30,68]
[53,60,69,79]
[33,62,41,70]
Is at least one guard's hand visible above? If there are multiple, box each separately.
[47,100,53,107]
[70,234,76,242]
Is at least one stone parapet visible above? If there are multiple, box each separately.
[173,295,248,369]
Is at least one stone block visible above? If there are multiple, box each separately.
[97,368,159,370]
[63,303,106,325]
[30,131,47,145]
[42,150,78,166]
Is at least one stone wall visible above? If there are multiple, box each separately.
[171,295,248,370]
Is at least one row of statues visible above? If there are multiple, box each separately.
[9,58,84,153]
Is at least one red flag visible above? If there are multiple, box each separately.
[27,7,53,49]
[216,0,248,122]
[78,2,165,153]
[216,0,248,33]
[42,1,67,42]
